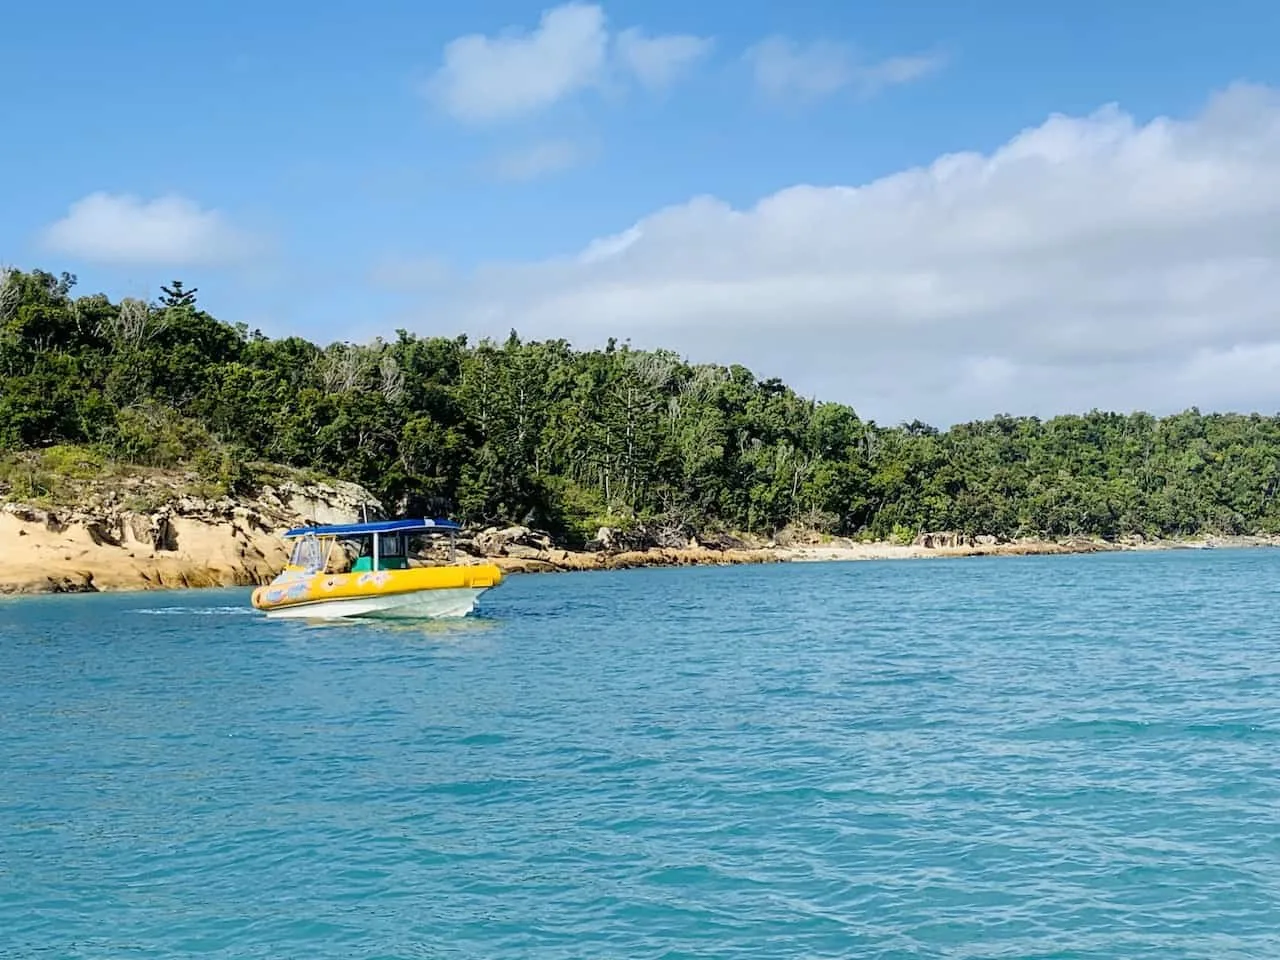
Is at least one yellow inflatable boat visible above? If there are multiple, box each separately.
[251,518,502,620]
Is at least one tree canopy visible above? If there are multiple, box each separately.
[2,266,1279,542]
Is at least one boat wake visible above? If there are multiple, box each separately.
[133,606,257,617]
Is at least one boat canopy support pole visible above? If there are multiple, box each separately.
[373,533,380,572]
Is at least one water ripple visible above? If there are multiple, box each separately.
[5,550,1280,957]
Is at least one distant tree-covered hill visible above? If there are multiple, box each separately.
[2,266,1279,542]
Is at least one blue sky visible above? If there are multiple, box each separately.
[3,0,1280,422]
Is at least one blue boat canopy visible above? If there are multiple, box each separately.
[282,518,462,539]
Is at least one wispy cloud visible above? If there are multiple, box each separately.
[491,139,589,181]
[856,52,947,95]
[745,36,944,101]
[745,37,853,100]
[615,27,713,90]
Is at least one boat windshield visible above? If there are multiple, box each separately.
[288,534,326,572]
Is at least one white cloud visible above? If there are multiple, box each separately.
[423,3,608,123]
[491,139,586,181]
[857,53,946,94]
[745,37,853,100]
[423,4,719,122]
[426,83,1280,425]
[615,27,713,89]
[39,192,252,266]
[745,36,944,101]
[421,10,936,123]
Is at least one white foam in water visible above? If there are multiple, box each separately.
[134,606,256,616]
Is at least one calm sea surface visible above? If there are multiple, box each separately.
[4,550,1280,958]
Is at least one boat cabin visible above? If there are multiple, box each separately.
[281,519,463,575]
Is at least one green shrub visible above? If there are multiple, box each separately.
[889,522,916,546]
[193,445,254,497]
[38,444,105,479]
[109,403,215,469]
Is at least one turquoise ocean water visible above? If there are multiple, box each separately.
[4,550,1280,958]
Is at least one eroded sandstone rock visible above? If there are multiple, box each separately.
[0,476,383,594]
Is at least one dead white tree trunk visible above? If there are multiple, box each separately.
[0,266,18,323]
[379,353,405,404]
[102,297,163,350]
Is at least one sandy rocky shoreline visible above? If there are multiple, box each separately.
[0,478,1276,596]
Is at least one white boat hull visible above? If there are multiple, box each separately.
[263,587,489,621]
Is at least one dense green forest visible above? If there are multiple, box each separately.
[2,266,1279,542]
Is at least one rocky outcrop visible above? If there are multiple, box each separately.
[584,524,755,553]
[0,477,383,595]
[260,479,378,527]
[482,546,781,575]
[466,525,555,559]
[913,531,1002,549]
[444,523,777,573]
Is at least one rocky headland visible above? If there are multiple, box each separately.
[0,475,377,594]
